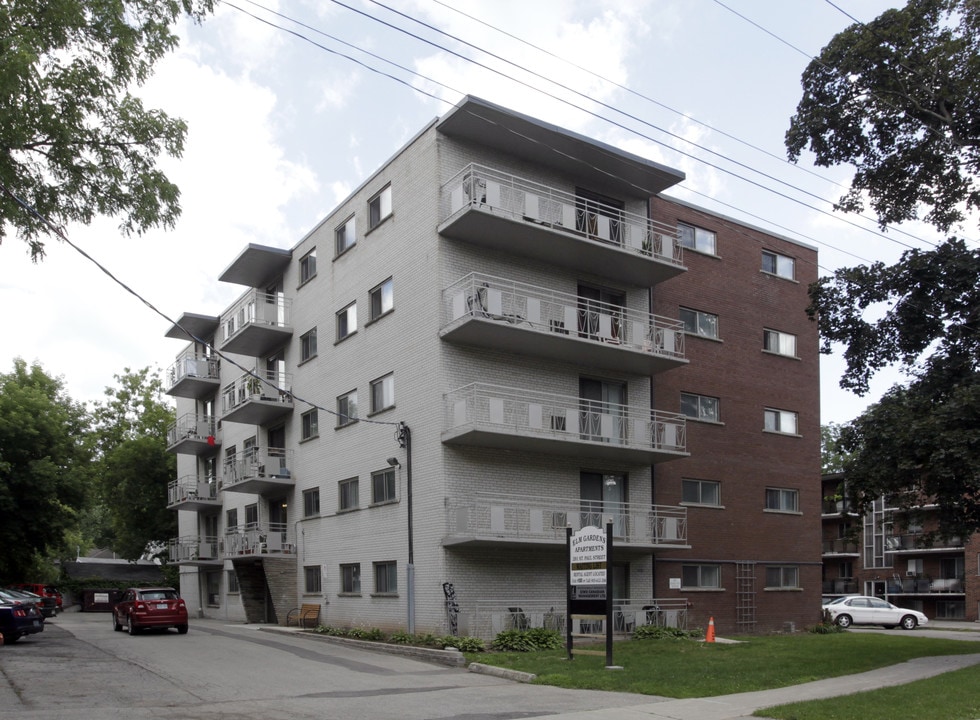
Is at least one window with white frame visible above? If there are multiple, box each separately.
[301,409,318,440]
[763,328,797,357]
[304,566,322,593]
[682,478,721,506]
[336,390,357,427]
[679,307,719,339]
[303,488,320,518]
[680,392,720,422]
[226,569,239,594]
[335,215,356,256]
[339,477,359,511]
[368,184,392,229]
[762,250,795,279]
[370,277,394,321]
[370,373,394,413]
[226,507,238,529]
[374,561,397,594]
[340,563,360,594]
[764,408,798,435]
[765,487,799,513]
[765,565,799,589]
[682,564,720,588]
[677,222,717,255]
[300,328,317,361]
[336,302,357,341]
[299,248,316,284]
[372,468,396,504]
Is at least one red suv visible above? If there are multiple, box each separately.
[112,587,188,635]
[12,584,63,612]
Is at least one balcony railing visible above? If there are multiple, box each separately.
[440,164,684,286]
[887,576,965,595]
[219,290,292,356]
[224,523,295,557]
[166,413,220,456]
[441,273,686,375]
[822,579,858,595]
[169,536,222,566]
[165,352,220,399]
[443,383,687,464]
[221,369,293,425]
[167,475,220,510]
[221,447,294,494]
[884,534,964,552]
[822,538,860,555]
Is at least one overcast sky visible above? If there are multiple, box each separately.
[0,0,952,424]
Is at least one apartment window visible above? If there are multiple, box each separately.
[762,250,795,279]
[764,408,799,435]
[682,479,721,506]
[339,477,359,511]
[677,222,717,255]
[226,508,238,529]
[337,302,357,341]
[336,390,358,427]
[368,184,392,229]
[300,328,318,362]
[301,409,318,440]
[374,561,397,594]
[304,566,322,594]
[370,277,394,320]
[303,488,320,518]
[680,392,720,422]
[335,215,356,256]
[764,328,797,357]
[372,468,396,504]
[226,570,239,594]
[244,503,258,526]
[299,249,317,284]
[765,565,799,589]
[679,307,719,339]
[370,373,394,413]
[765,487,800,513]
[682,564,720,589]
[340,563,360,594]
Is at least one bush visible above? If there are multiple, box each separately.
[492,628,563,652]
[632,625,703,641]
[439,635,485,652]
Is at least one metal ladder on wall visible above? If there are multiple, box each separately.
[735,561,757,631]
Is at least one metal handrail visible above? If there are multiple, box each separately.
[166,413,218,447]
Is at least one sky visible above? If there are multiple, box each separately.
[0,0,954,424]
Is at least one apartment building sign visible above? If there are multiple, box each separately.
[570,526,607,593]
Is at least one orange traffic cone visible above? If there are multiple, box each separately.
[706,616,716,643]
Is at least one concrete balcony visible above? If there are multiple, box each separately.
[219,289,292,356]
[166,414,220,456]
[822,538,860,556]
[441,273,687,376]
[443,383,687,464]
[169,536,222,567]
[445,492,688,551]
[167,475,220,511]
[885,534,964,553]
[224,524,296,559]
[221,370,293,425]
[165,352,220,399]
[221,448,294,495]
[439,164,684,287]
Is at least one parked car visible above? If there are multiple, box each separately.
[112,588,188,635]
[0,600,45,643]
[822,595,928,630]
[4,588,57,618]
[11,583,63,612]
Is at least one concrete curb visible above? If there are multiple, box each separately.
[468,662,537,683]
[260,627,467,667]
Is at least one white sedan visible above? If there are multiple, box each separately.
[822,595,928,630]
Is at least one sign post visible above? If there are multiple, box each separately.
[566,520,615,667]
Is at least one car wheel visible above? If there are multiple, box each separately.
[835,614,852,628]
[112,613,122,632]
[901,615,918,630]
[177,624,188,635]
[127,615,140,635]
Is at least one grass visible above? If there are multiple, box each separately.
[464,633,980,698]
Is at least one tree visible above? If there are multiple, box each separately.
[0,359,91,581]
[0,0,214,260]
[820,423,853,475]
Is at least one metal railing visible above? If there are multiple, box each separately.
[822,538,859,554]
[166,352,219,390]
[221,290,291,343]
[442,164,682,266]
[167,475,218,505]
[221,447,294,491]
[166,413,218,447]
[220,369,293,415]
[224,523,295,556]
[169,536,222,562]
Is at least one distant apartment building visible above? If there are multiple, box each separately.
[163,95,821,638]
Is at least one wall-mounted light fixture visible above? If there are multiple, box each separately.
[387,457,401,467]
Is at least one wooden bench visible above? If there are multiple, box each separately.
[286,603,321,629]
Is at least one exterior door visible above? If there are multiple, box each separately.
[580,377,626,443]
[580,471,628,537]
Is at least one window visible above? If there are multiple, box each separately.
[300,328,317,362]
[335,215,356,256]
[764,328,797,357]
[244,503,258,526]
[304,566,322,594]
[339,477,359,511]
[762,250,795,279]
[677,222,717,255]
[374,561,397,594]
[340,563,360,594]
[370,373,394,413]
[336,390,358,427]
[682,564,720,588]
[226,570,239,594]
[336,302,357,341]
[303,488,320,518]
[226,508,238,529]
[679,307,719,339]
[680,392,720,422]
[370,277,394,320]
[372,468,396,504]
[765,565,799,589]
[764,408,798,435]
[766,487,799,513]
[682,479,721,506]
[368,184,392,229]
[301,409,319,440]
[299,249,317,284]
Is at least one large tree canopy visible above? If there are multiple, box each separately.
[0,0,213,260]
[786,0,980,232]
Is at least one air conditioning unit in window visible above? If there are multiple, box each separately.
[906,571,916,577]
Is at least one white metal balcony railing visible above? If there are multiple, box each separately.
[442,164,683,266]
[166,413,218,448]
[221,290,291,343]
[221,369,293,416]
[224,523,295,556]
[166,352,219,390]
[443,273,685,360]
[169,535,222,563]
[444,383,686,455]
[221,447,294,492]
[446,492,687,547]
[167,475,219,506]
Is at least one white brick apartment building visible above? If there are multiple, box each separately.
[164,95,821,638]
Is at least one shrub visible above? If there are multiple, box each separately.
[632,625,702,641]
[439,635,486,652]
[388,631,415,645]
[492,628,563,652]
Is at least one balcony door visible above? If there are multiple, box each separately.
[267,425,286,474]
[578,283,625,343]
[265,352,286,400]
[575,188,624,245]
[580,377,626,443]
[268,498,288,546]
[580,471,628,537]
